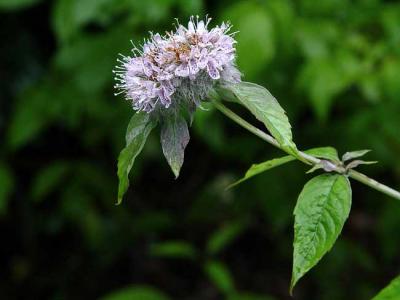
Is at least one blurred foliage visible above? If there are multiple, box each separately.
[1,0,400,299]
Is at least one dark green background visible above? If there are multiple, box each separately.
[1,0,400,299]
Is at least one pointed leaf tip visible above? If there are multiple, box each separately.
[117,113,156,204]
[342,149,371,162]
[160,113,190,178]
[291,174,352,291]
[227,146,339,189]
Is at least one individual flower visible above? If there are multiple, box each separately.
[114,16,241,113]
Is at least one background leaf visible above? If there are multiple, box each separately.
[100,286,170,300]
[31,162,70,202]
[206,219,248,255]
[228,293,276,300]
[0,0,41,11]
[0,164,14,216]
[204,260,236,296]
[149,241,197,259]
[291,174,352,292]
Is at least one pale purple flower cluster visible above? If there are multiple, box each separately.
[114,16,241,112]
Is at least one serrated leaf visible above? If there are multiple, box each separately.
[206,220,248,255]
[291,174,352,293]
[150,241,197,259]
[228,147,338,188]
[224,82,299,158]
[372,275,400,300]
[342,149,371,162]
[160,113,190,178]
[204,261,235,295]
[100,285,170,300]
[117,114,156,204]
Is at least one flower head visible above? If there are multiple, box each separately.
[114,16,241,113]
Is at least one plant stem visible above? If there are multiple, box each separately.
[213,101,281,148]
[213,101,320,165]
[348,170,400,200]
[212,100,400,201]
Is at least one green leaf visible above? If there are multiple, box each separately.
[228,293,276,300]
[291,174,352,293]
[228,156,294,189]
[222,3,275,79]
[204,261,235,295]
[228,147,338,188]
[150,241,197,259]
[52,0,113,43]
[305,146,340,163]
[372,275,400,300]
[342,149,371,162]
[223,82,299,158]
[0,164,14,216]
[125,112,153,145]
[206,220,248,255]
[0,0,41,11]
[297,50,362,121]
[31,162,70,202]
[100,285,170,300]
[345,160,377,170]
[117,113,156,204]
[160,113,190,178]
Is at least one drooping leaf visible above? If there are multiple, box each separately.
[117,113,156,204]
[150,241,197,259]
[372,275,400,300]
[228,146,338,188]
[100,285,170,300]
[291,174,352,293]
[223,82,299,158]
[342,149,371,162]
[204,260,235,295]
[160,113,190,178]
[125,112,152,145]
[206,220,248,255]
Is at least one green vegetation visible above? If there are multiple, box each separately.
[1,0,400,299]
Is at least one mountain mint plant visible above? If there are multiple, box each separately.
[114,16,400,295]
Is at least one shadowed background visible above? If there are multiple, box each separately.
[1,0,400,299]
